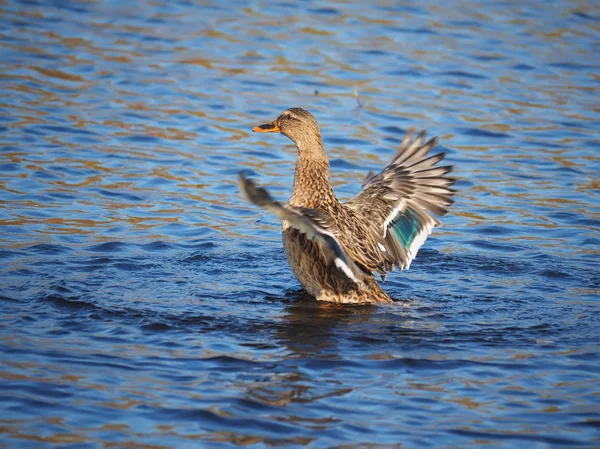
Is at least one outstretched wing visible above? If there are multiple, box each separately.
[345,129,455,272]
[238,173,367,284]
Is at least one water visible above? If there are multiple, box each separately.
[1,0,599,447]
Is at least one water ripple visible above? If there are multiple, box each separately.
[1,0,599,447]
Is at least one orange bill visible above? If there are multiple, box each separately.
[252,121,280,133]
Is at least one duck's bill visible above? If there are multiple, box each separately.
[252,122,280,133]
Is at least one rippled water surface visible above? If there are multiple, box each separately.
[1,0,600,447]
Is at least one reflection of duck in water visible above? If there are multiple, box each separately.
[240,108,455,304]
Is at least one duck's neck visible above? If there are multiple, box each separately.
[290,147,336,209]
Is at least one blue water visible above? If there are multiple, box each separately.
[1,0,599,447]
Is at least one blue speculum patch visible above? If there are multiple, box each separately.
[390,209,420,249]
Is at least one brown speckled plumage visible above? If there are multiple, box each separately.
[239,108,455,304]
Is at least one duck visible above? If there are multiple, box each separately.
[239,107,455,304]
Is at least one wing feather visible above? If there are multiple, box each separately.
[345,129,455,272]
[238,173,367,284]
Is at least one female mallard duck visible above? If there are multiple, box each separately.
[239,108,455,304]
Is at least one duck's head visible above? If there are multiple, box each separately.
[252,108,322,148]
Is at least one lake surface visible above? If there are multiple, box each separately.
[1,0,599,447]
